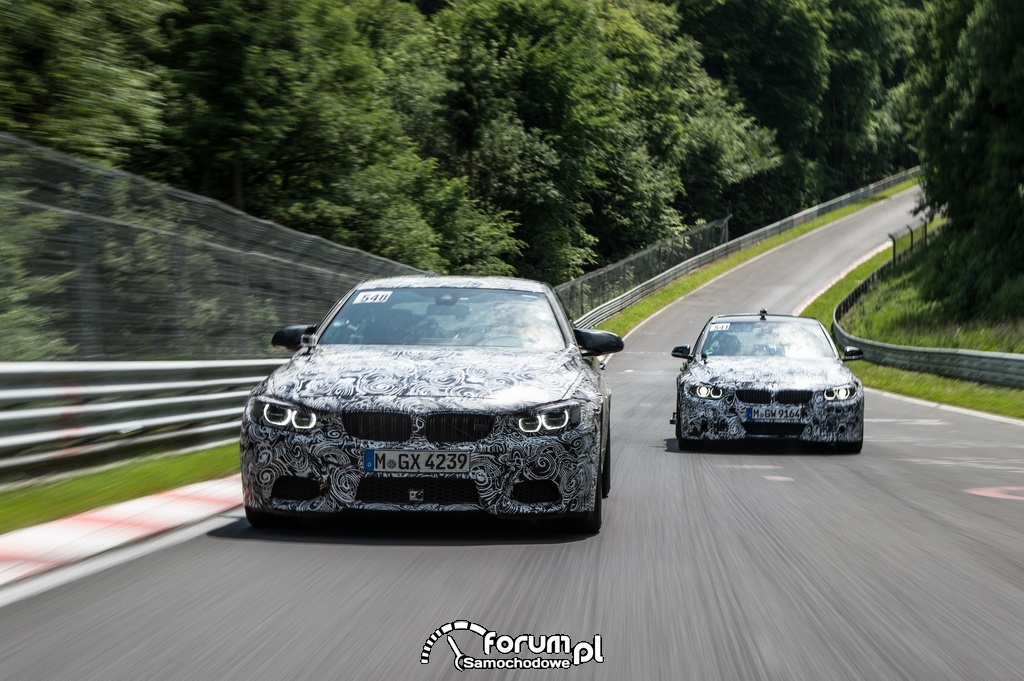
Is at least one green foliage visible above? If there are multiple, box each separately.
[909,0,1024,319]
[0,443,241,534]
[818,0,916,195]
[0,0,169,165]
[1,0,926,286]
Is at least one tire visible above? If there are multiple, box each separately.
[601,431,611,499]
[836,439,863,454]
[675,413,704,452]
[573,477,603,534]
[677,437,704,452]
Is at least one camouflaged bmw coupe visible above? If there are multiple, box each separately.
[240,276,624,533]
[670,310,864,453]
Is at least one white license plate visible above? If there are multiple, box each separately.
[363,449,471,474]
[746,406,804,420]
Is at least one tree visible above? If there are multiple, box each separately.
[435,0,625,282]
[910,0,1024,319]
[0,0,168,165]
[676,0,831,227]
[817,0,916,196]
[596,0,776,254]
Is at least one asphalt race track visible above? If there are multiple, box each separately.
[2,188,1023,680]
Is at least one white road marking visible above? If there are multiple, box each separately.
[868,388,1024,427]
[0,514,239,609]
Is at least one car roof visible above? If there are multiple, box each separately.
[708,312,819,323]
[353,275,551,294]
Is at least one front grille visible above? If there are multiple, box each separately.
[511,480,561,504]
[424,413,495,444]
[271,476,321,501]
[775,390,812,405]
[356,477,480,505]
[736,389,772,404]
[743,422,806,437]
[343,412,412,442]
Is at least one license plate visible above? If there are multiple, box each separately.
[364,449,471,474]
[746,406,803,420]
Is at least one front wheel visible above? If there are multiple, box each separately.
[675,412,704,452]
[601,432,611,499]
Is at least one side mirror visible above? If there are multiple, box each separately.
[272,324,318,352]
[843,346,864,361]
[671,345,692,359]
[574,328,625,357]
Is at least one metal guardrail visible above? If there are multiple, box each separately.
[832,254,1024,390]
[571,167,921,327]
[1,168,926,482]
[0,360,285,480]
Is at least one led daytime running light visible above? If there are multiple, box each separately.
[694,384,724,399]
[262,402,317,429]
[823,386,853,401]
[517,408,572,433]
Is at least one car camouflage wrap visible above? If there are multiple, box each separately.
[239,275,623,532]
[672,312,864,452]
[675,357,864,442]
[241,346,601,515]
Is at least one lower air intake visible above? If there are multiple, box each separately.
[511,480,561,504]
[271,476,321,501]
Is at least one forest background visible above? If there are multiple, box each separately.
[0,0,1020,321]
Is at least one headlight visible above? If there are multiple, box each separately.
[516,402,582,435]
[249,397,318,430]
[689,384,724,399]
[823,385,856,401]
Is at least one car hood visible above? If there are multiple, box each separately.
[686,357,858,389]
[257,345,591,412]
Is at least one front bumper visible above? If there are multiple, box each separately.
[239,415,600,517]
[675,389,864,443]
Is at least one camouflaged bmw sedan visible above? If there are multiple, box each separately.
[240,276,624,533]
[670,310,864,453]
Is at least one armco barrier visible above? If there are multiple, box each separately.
[832,254,1024,390]
[0,360,285,480]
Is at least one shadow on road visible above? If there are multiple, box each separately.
[666,437,860,456]
[208,510,597,547]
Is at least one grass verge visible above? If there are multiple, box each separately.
[0,444,240,535]
[800,244,1024,421]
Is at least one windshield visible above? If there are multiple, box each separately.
[317,287,567,349]
[698,320,837,359]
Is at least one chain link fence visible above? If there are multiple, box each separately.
[555,217,730,323]
[2,131,918,363]
[0,133,425,361]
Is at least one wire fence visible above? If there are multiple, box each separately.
[555,217,730,323]
[2,131,918,364]
[0,133,424,361]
